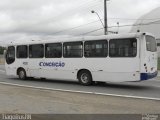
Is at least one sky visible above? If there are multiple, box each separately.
[0,0,160,45]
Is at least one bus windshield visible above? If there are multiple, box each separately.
[146,35,157,52]
[6,46,15,64]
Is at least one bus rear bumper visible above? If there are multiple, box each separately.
[140,71,158,81]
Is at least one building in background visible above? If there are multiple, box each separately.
[130,7,160,57]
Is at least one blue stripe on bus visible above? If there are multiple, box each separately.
[140,71,158,81]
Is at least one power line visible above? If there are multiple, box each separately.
[107,17,160,21]
[108,19,160,28]
[52,19,102,35]
[14,0,160,34]
[51,18,160,35]
[80,28,103,35]
[80,19,160,35]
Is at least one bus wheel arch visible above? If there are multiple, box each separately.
[17,68,27,80]
[77,69,93,86]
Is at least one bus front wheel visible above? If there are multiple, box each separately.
[18,69,26,80]
[78,70,92,86]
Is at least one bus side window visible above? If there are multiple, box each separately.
[84,40,108,58]
[45,43,62,58]
[17,45,28,58]
[63,42,83,58]
[29,44,44,58]
[109,38,137,57]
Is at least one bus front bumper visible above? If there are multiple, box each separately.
[140,71,158,81]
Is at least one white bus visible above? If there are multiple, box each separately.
[5,32,158,85]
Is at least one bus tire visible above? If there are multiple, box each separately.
[78,70,92,86]
[18,69,26,80]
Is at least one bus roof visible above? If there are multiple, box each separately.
[6,32,154,46]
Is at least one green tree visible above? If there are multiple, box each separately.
[0,46,5,54]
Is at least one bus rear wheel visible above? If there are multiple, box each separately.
[78,70,92,86]
[18,69,26,80]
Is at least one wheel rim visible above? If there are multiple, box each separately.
[19,71,25,79]
[81,73,89,83]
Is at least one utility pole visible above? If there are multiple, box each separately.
[104,0,109,35]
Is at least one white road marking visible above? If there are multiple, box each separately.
[0,81,160,101]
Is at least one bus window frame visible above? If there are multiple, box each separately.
[84,40,108,58]
[63,41,83,58]
[109,38,137,58]
[16,45,28,59]
[29,44,44,58]
[45,43,62,58]
[146,35,157,52]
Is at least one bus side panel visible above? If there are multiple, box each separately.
[87,58,140,82]
[38,58,77,80]
[46,57,140,82]
[5,63,17,76]
[38,48,140,82]
[92,72,140,82]
[7,58,31,77]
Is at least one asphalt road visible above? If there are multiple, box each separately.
[0,65,160,100]
[1,83,160,115]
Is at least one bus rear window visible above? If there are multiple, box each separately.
[146,35,157,52]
